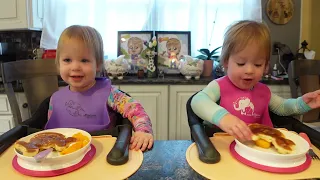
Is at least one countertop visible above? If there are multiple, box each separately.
[129,140,207,180]
[0,75,289,93]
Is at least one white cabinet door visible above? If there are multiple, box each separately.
[0,115,14,135]
[169,85,206,140]
[119,85,168,140]
[0,0,43,30]
[268,85,291,98]
[0,94,12,115]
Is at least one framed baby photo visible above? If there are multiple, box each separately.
[117,31,154,73]
[155,31,191,74]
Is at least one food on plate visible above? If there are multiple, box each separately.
[14,141,40,157]
[249,123,296,154]
[30,132,76,151]
[14,132,89,157]
[254,139,271,149]
[60,141,83,155]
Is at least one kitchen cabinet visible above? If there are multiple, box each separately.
[0,0,44,30]
[119,85,169,140]
[268,85,291,98]
[0,93,30,135]
[0,94,13,135]
[168,85,206,140]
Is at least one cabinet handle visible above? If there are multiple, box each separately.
[22,103,28,108]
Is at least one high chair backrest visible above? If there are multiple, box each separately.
[0,59,58,126]
[288,59,320,122]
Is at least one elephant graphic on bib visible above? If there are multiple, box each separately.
[233,97,254,116]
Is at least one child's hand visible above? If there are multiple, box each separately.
[219,114,253,141]
[130,131,153,151]
[302,90,320,109]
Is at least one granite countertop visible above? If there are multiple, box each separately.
[0,75,289,93]
[129,140,207,180]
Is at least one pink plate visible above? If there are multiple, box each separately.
[12,144,96,177]
[229,141,311,174]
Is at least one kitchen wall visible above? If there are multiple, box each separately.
[261,0,301,73]
[0,31,41,60]
[0,1,304,70]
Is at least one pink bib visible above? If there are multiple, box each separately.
[216,76,273,127]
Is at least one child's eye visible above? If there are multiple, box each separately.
[237,63,245,66]
[63,58,71,62]
[255,64,262,67]
[81,59,89,63]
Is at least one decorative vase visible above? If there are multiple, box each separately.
[202,60,213,77]
[146,53,157,78]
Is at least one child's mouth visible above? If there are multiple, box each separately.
[243,78,253,83]
[70,76,83,81]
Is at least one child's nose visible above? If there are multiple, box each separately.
[245,64,254,74]
[71,61,81,71]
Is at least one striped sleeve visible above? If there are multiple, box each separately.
[268,93,311,116]
[191,80,229,125]
[107,86,153,134]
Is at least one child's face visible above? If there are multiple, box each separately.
[128,42,142,55]
[225,41,266,90]
[58,38,98,92]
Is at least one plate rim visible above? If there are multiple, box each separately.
[14,128,92,160]
[230,141,311,173]
[12,144,96,177]
[234,129,309,157]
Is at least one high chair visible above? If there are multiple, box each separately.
[0,59,132,165]
[186,91,320,164]
[288,59,320,123]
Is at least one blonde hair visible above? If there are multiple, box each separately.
[220,20,271,69]
[56,25,104,68]
[128,37,143,51]
[166,38,181,54]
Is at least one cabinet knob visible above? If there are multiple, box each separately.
[22,103,28,108]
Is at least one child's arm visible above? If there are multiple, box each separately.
[48,96,53,120]
[191,80,252,140]
[191,80,229,125]
[108,86,153,151]
[268,93,312,116]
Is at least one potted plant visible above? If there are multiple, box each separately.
[196,46,221,77]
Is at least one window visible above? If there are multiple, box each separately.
[41,0,261,59]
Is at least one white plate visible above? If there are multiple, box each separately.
[235,130,309,168]
[14,128,92,167]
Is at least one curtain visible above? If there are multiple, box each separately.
[40,0,262,59]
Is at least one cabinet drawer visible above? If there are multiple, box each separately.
[0,95,11,114]
[0,115,14,133]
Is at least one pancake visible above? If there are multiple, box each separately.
[14,141,39,157]
[15,132,78,157]
[249,123,295,154]
[30,132,77,151]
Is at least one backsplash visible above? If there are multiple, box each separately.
[0,31,42,60]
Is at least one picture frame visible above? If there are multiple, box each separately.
[155,31,191,74]
[117,31,154,73]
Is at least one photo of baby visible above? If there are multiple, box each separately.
[156,31,190,72]
[118,31,153,73]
